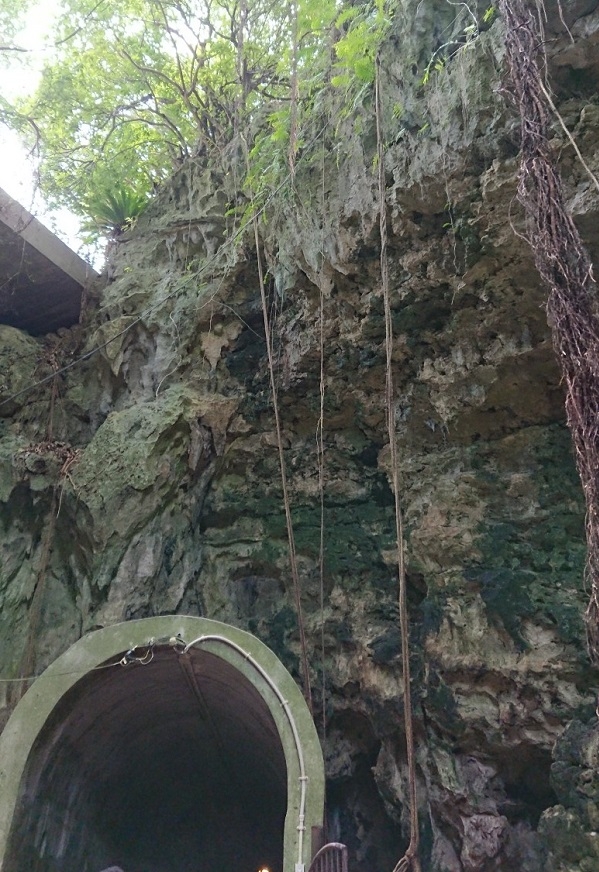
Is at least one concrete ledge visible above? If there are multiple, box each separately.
[0,187,99,335]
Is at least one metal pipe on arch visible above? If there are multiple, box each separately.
[180,634,309,872]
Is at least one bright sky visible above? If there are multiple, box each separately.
[0,1,93,261]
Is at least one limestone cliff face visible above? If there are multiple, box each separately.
[2,2,599,870]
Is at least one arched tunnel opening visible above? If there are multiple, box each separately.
[5,645,288,872]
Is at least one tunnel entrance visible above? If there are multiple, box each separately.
[7,647,286,872]
[0,617,324,872]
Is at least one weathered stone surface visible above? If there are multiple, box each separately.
[1,2,599,870]
[537,719,599,871]
[0,326,39,419]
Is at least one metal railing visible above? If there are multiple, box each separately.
[308,842,349,872]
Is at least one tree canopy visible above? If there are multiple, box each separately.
[0,0,34,49]
[2,0,382,232]
[0,0,497,241]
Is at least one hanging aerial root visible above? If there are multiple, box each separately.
[499,0,599,661]
[375,54,420,872]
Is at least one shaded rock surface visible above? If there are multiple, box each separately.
[1,2,599,870]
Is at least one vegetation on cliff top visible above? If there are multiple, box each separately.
[0,0,495,237]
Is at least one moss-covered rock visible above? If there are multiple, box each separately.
[2,2,599,870]
[0,326,40,418]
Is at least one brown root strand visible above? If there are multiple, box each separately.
[499,0,599,661]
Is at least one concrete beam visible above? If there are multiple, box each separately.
[0,187,99,335]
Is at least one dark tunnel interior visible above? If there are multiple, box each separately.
[5,646,287,872]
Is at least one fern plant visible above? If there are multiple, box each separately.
[332,0,393,89]
[82,185,149,238]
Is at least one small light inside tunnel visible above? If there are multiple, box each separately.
[258,866,270,872]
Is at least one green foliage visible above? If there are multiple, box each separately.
[0,0,36,143]
[0,0,33,51]
[0,0,396,238]
[10,0,300,219]
[81,185,149,238]
[332,0,393,89]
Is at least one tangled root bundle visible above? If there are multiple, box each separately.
[499,0,599,660]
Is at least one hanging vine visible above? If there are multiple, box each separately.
[317,136,328,746]
[241,128,313,709]
[375,54,420,872]
[499,0,599,661]
[252,225,313,710]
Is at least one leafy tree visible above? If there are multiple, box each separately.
[10,0,330,215]
[0,0,33,51]
[0,0,398,235]
[0,0,39,151]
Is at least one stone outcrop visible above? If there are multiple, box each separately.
[1,2,599,869]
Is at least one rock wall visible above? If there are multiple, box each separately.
[2,2,599,870]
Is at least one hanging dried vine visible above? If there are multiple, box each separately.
[375,54,420,872]
[252,215,313,710]
[318,135,328,745]
[241,131,313,710]
[499,0,599,660]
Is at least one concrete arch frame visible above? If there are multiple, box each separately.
[0,616,325,872]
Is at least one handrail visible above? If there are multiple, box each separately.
[308,842,348,872]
